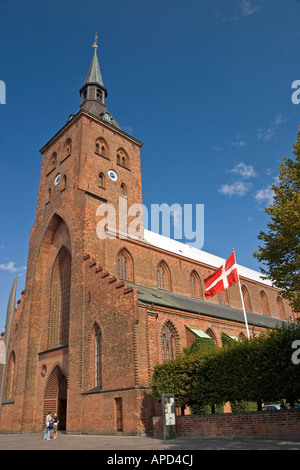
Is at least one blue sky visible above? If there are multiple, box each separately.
[0,0,299,332]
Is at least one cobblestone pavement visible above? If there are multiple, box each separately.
[0,432,300,450]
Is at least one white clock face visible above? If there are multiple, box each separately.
[54,174,61,185]
[108,170,117,181]
[103,113,111,122]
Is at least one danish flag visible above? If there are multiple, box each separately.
[204,251,239,298]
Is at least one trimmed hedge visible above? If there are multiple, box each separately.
[151,322,300,412]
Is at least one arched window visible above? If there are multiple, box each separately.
[117,249,133,281]
[47,188,51,203]
[157,260,171,290]
[64,138,72,158]
[48,247,71,348]
[96,88,102,101]
[61,175,67,191]
[277,296,285,319]
[162,322,177,361]
[120,183,127,197]
[95,139,106,156]
[90,324,102,389]
[260,290,271,315]
[218,289,229,305]
[5,351,15,400]
[49,152,57,172]
[190,270,202,298]
[99,172,105,188]
[206,328,218,346]
[242,285,252,311]
[116,149,129,169]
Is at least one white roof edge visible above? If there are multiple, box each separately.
[143,229,273,287]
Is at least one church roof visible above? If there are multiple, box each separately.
[143,229,273,287]
[126,281,285,330]
[84,48,105,88]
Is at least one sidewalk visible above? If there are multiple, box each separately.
[0,432,300,450]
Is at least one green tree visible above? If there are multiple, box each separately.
[254,127,300,312]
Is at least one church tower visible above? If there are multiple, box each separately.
[0,38,150,434]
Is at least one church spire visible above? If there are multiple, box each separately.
[79,35,121,130]
[80,34,107,107]
[83,34,106,93]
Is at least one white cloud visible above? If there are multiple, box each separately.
[258,127,276,142]
[258,114,287,142]
[0,261,26,274]
[219,181,252,197]
[231,140,246,148]
[238,0,260,16]
[254,187,274,207]
[230,162,257,179]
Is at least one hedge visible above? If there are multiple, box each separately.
[151,321,300,412]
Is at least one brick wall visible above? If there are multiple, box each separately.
[153,410,300,438]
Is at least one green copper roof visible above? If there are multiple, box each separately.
[84,48,104,87]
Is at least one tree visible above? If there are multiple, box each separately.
[254,127,300,312]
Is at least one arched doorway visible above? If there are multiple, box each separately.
[43,365,67,430]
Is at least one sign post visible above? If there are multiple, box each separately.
[162,393,176,440]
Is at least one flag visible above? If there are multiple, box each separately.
[204,252,238,298]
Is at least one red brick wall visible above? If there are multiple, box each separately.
[153,410,300,438]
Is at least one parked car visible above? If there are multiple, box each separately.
[263,404,281,411]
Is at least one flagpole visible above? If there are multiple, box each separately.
[232,249,250,340]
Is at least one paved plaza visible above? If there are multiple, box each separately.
[0,432,300,451]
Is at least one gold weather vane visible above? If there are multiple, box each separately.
[93,33,98,50]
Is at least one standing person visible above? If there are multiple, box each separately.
[43,411,52,440]
[53,412,59,439]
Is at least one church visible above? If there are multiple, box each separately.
[0,39,297,435]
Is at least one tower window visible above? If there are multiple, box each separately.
[190,270,202,298]
[120,183,127,197]
[96,88,102,100]
[99,173,105,188]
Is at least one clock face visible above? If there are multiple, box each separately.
[108,170,117,181]
[54,174,61,185]
[103,112,111,122]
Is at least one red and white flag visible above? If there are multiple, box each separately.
[204,252,238,298]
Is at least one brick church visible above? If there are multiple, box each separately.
[0,40,297,435]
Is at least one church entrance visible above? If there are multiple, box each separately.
[43,365,67,430]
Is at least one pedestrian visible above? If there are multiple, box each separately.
[43,411,52,440]
[53,412,59,439]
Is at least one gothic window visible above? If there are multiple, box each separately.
[116,149,129,169]
[260,290,271,315]
[95,139,106,156]
[61,175,67,191]
[117,249,133,281]
[206,328,218,346]
[277,296,285,319]
[190,270,202,298]
[162,322,177,361]
[47,188,51,204]
[218,289,229,305]
[49,152,57,172]
[48,247,71,348]
[90,324,102,389]
[99,173,105,188]
[120,183,127,197]
[64,138,72,158]
[5,351,15,400]
[242,285,252,311]
[157,260,171,290]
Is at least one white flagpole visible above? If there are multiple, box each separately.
[233,249,250,340]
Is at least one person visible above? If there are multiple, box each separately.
[43,411,52,440]
[53,412,59,439]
